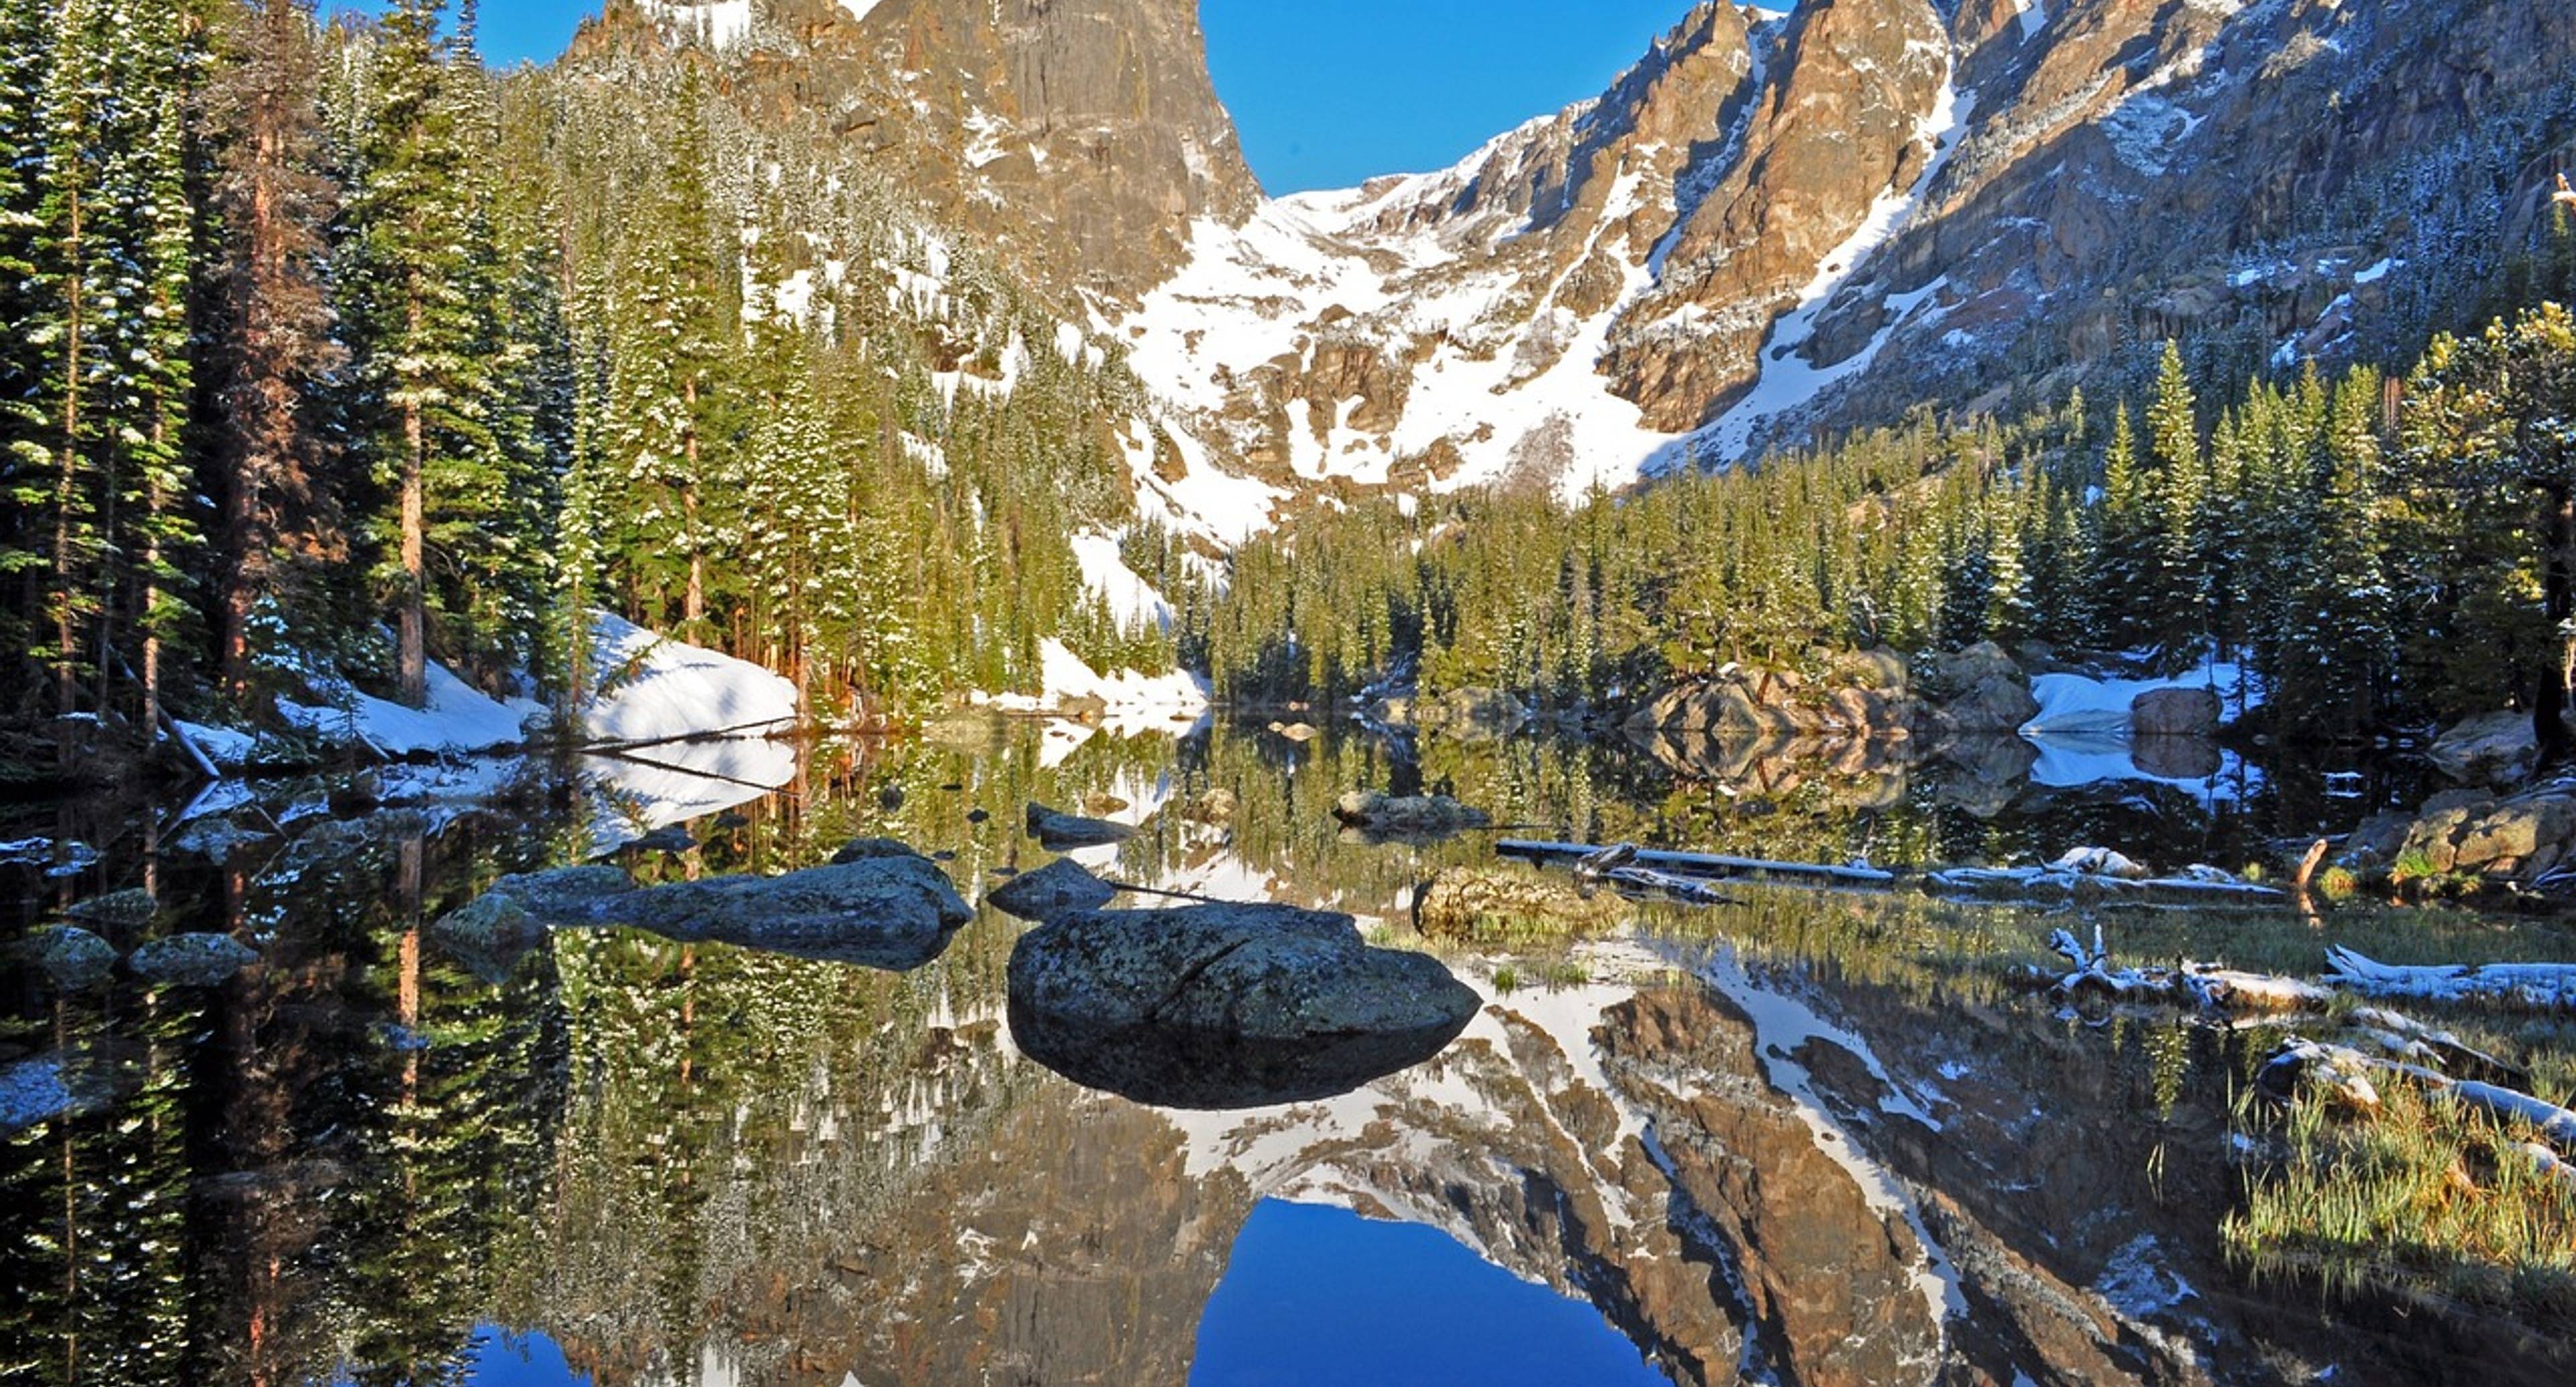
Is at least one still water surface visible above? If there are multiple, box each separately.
[1,718,2562,1386]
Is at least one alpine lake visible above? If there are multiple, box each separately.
[5,713,2574,1387]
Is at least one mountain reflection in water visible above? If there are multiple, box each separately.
[2,718,2563,1387]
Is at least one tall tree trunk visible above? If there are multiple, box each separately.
[52,185,84,763]
[399,294,427,707]
[682,375,704,630]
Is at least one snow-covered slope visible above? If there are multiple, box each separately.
[1102,0,2573,520]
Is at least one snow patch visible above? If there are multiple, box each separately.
[584,612,802,745]
[280,661,543,758]
[1071,534,1177,633]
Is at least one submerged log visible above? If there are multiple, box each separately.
[1497,838,1896,887]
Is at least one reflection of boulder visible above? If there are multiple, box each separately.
[433,853,972,973]
[2428,710,2544,785]
[1026,802,1138,848]
[1628,729,1914,807]
[1009,1001,1470,1109]
[2129,734,2221,781]
[1330,791,1489,838]
[988,858,1118,922]
[1411,687,1527,734]
[127,933,261,987]
[1007,904,1479,1109]
[1933,735,2039,816]
[1416,867,1631,942]
[25,926,117,991]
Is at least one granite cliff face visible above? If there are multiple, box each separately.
[1111,0,2576,504]
[594,0,1258,301]
[600,0,2576,521]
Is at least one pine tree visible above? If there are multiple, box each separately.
[209,0,343,700]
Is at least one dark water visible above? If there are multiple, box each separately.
[1,719,2566,1387]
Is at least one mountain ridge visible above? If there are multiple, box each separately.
[606,0,2576,529]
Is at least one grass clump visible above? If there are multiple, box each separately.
[2225,1082,2576,1321]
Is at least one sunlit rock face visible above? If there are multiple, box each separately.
[594,0,2576,529]
[1108,0,2576,508]
[578,0,1260,303]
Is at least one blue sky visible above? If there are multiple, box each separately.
[350,1,1788,193]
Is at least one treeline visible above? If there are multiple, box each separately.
[0,0,1168,779]
[1205,249,2576,748]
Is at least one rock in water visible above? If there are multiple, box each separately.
[987,858,1118,922]
[65,887,156,929]
[431,852,973,973]
[1330,791,1489,838]
[127,934,261,987]
[1025,803,1137,849]
[27,926,117,991]
[1007,904,1479,1109]
[2131,686,2223,738]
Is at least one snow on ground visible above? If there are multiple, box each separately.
[584,612,801,746]
[1116,417,1281,546]
[1118,154,1688,507]
[281,661,543,758]
[2022,659,2261,735]
[1071,534,1176,632]
[982,639,1211,722]
[171,719,258,769]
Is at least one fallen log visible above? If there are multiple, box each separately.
[1497,838,1898,888]
[2323,948,2576,1011]
[2038,928,2332,1011]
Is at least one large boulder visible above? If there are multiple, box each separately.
[1006,904,1480,1109]
[987,858,1118,922]
[127,934,261,987]
[1415,868,1631,942]
[1025,803,1138,850]
[2428,711,2544,785]
[2131,687,2222,738]
[2394,791,2576,879]
[433,852,973,973]
[1916,642,2038,734]
[1331,791,1490,838]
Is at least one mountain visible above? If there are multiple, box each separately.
[605,0,2575,537]
[1115,0,2576,505]
[601,0,1258,301]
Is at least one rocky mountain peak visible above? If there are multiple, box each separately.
[1106,0,2576,518]
[583,0,1260,302]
